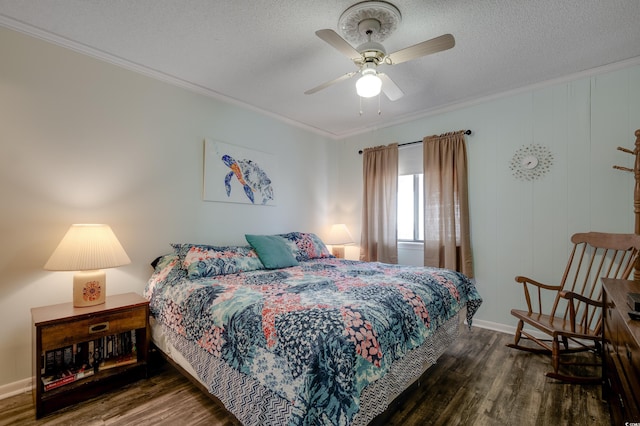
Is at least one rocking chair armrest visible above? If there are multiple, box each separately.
[559,291,603,308]
[515,276,562,291]
[559,290,603,333]
[515,276,563,314]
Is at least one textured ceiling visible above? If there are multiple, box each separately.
[1,0,640,139]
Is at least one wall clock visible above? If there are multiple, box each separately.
[509,144,553,181]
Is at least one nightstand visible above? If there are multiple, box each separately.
[31,292,149,418]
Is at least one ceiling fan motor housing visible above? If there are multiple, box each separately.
[356,40,386,65]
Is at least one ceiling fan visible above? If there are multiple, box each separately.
[305,1,455,101]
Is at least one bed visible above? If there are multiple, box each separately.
[143,232,482,425]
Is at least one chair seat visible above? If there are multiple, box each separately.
[510,308,599,340]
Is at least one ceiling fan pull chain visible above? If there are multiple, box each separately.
[378,93,381,115]
[359,95,363,116]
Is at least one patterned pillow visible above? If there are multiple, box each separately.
[144,253,187,299]
[171,244,265,279]
[276,232,333,261]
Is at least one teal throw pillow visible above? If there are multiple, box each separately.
[245,234,299,269]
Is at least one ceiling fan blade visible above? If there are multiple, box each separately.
[315,29,361,60]
[304,71,358,95]
[387,34,455,65]
[379,73,404,101]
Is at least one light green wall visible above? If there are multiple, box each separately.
[340,64,640,330]
[0,27,337,388]
[2,22,640,391]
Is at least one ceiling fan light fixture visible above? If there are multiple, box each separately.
[356,70,382,98]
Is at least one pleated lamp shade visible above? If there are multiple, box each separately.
[45,224,131,307]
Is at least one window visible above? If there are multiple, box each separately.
[397,144,424,243]
[398,174,423,241]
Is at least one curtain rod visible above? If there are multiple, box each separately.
[358,129,472,154]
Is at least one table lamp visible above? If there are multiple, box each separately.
[44,224,131,307]
[326,224,354,259]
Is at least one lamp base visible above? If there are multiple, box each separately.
[332,246,345,259]
[73,270,106,307]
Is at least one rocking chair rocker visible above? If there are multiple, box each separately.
[508,232,640,383]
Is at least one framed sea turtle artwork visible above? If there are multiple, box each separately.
[203,139,276,206]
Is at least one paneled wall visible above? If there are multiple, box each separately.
[340,64,640,331]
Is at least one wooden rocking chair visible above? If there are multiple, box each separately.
[508,232,640,383]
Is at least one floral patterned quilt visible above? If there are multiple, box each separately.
[145,256,482,425]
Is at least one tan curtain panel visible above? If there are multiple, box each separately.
[360,143,398,264]
[423,132,474,277]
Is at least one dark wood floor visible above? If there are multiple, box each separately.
[0,327,611,425]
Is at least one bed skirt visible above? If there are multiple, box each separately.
[150,313,460,425]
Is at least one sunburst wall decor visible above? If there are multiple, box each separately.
[509,144,554,181]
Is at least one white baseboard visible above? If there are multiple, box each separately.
[0,377,32,400]
[470,319,548,341]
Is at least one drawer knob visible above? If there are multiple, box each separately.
[89,322,109,333]
[618,393,625,409]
